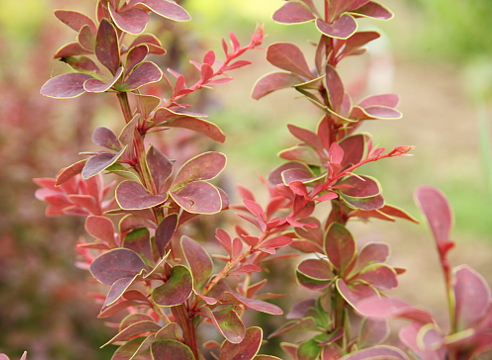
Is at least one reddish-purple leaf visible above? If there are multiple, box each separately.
[379,204,419,223]
[355,242,389,272]
[54,10,97,33]
[359,105,402,119]
[355,296,435,324]
[267,43,313,79]
[202,307,245,344]
[116,61,163,91]
[269,162,312,186]
[62,56,101,75]
[160,114,226,143]
[219,291,283,315]
[151,339,194,360]
[343,193,385,211]
[342,31,381,57]
[152,265,193,306]
[295,217,323,245]
[90,248,149,286]
[329,0,370,19]
[414,186,452,245]
[40,72,93,98]
[77,25,95,51]
[173,151,226,187]
[82,147,127,179]
[453,265,491,330]
[338,175,381,198]
[171,181,222,215]
[85,215,116,246]
[279,145,323,167]
[252,71,300,100]
[268,317,317,338]
[325,65,345,112]
[111,337,147,360]
[339,345,409,360]
[95,19,120,75]
[288,124,324,153]
[316,16,357,40]
[129,33,166,55]
[219,327,263,360]
[123,227,152,260]
[357,318,389,348]
[55,159,87,185]
[109,5,149,35]
[92,127,121,151]
[104,319,160,346]
[336,280,378,308]
[134,0,191,22]
[350,1,393,20]
[358,263,398,290]
[296,258,333,291]
[324,222,356,274]
[155,214,178,257]
[116,180,167,210]
[84,66,123,92]
[147,145,173,193]
[124,44,149,77]
[181,236,213,290]
[272,2,316,24]
[261,235,292,249]
[358,93,399,108]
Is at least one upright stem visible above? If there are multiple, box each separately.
[172,304,199,359]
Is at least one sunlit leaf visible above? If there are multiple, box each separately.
[95,19,120,75]
[252,71,300,100]
[109,5,149,35]
[315,16,357,40]
[171,181,222,215]
[267,43,313,79]
[134,0,191,22]
[40,72,93,98]
[324,222,356,274]
[116,180,167,210]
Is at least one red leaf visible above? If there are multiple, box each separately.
[252,71,300,100]
[267,43,313,79]
[358,93,400,108]
[162,116,226,143]
[414,186,452,246]
[152,265,193,306]
[355,242,389,272]
[324,222,356,274]
[296,258,333,291]
[173,151,226,187]
[350,1,393,20]
[288,124,324,153]
[171,181,222,215]
[219,327,263,360]
[134,0,191,22]
[261,235,293,249]
[77,25,95,51]
[453,265,491,330]
[109,5,149,35]
[151,339,194,360]
[62,56,101,75]
[55,160,87,185]
[329,0,370,19]
[279,145,323,167]
[181,236,213,290]
[129,34,165,54]
[269,162,312,186]
[82,147,127,179]
[83,66,123,92]
[215,228,233,256]
[338,175,380,198]
[342,31,381,57]
[90,248,149,286]
[336,279,378,308]
[315,15,357,40]
[202,307,245,344]
[358,263,398,290]
[54,10,97,33]
[272,2,316,24]
[104,319,161,346]
[325,65,345,112]
[117,61,163,91]
[155,214,178,257]
[124,44,149,76]
[85,215,116,246]
[116,180,167,210]
[123,227,152,260]
[95,19,120,75]
[40,72,93,98]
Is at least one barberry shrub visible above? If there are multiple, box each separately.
[16,0,491,360]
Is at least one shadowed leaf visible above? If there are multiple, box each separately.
[252,71,300,100]
[104,320,161,346]
[84,67,123,92]
[116,61,163,91]
[54,42,93,58]
[152,265,193,307]
[358,318,389,348]
[123,228,152,260]
[336,280,378,308]
[78,25,95,51]
[116,180,167,210]
[202,307,246,344]
[92,127,121,151]
[129,33,166,54]
[358,264,398,290]
[124,44,149,77]
[90,248,149,286]
[325,65,345,112]
[155,214,178,257]
[146,145,173,193]
[296,259,333,290]
[82,146,127,179]
[111,337,146,360]
[219,327,263,360]
[181,235,213,290]
[95,19,120,75]
[325,222,356,274]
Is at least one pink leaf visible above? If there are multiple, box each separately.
[109,5,149,35]
[315,15,357,40]
[90,248,149,286]
[288,124,324,153]
[171,181,222,215]
[357,318,389,348]
[219,327,263,360]
[339,345,409,360]
[160,115,226,143]
[358,263,398,290]
[279,145,323,166]
[202,307,245,344]
[296,258,333,291]
[267,43,313,79]
[173,151,226,187]
[134,0,191,22]
[40,73,93,98]
[350,1,393,20]
[358,93,400,108]
[116,180,167,210]
[453,265,491,330]
[85,215,116,246]
[252,71,300,100]
[54,10,97,33]
[273,2,316,24]
[336,280,378,308]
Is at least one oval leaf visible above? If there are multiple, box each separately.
[273,2,316,24]
[116,180,167,210]
[324,222,356,274]
[267,43,313,79]
[95,19,120,75]
[173,151,226,187]
[134,0,191,22]
[252,71,300,100]
[181,235,213,290]
[82,146,127,179]
[40,72,93,98]
[151,339,194,360]
[152,265,193,307]
[219,327,263,360]
[171,181,222,215]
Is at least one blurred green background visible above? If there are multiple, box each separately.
[0,0,491,359]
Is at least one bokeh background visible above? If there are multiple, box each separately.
[0,0,491,359]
